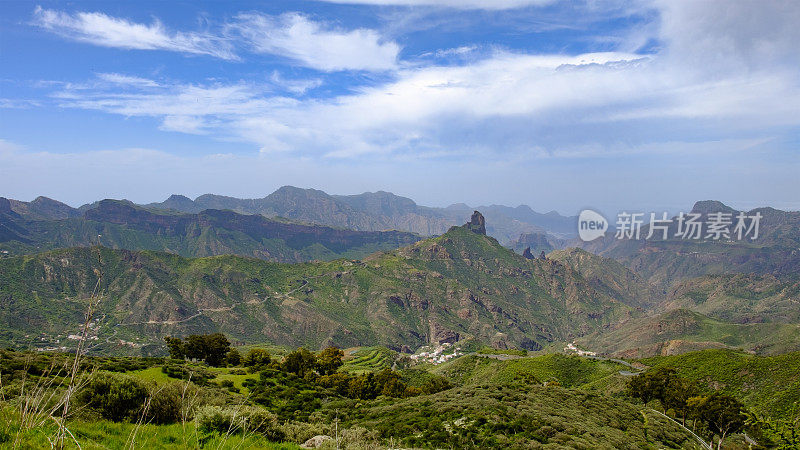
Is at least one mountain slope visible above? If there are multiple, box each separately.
[577,309,800,358]
[0,215,638,354]
[662,273,800,324]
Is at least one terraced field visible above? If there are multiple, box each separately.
[342,347,397,373]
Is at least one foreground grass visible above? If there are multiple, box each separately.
[0,408,300,450]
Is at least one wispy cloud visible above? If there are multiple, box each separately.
[32,6,237,59]
[229,12,400,71]
[314,0,556,10]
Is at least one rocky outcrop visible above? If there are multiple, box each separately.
[522,246,534,259]
[465,210,486,235]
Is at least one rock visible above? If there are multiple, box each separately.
[465,210,486,235]
[522,246,534,259]
[301,435,332,449]
[400,344,412,353]
[539,251,547,260]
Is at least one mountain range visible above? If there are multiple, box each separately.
[1,190,799,359]
[8,185,577,244]
[0,215,641,354]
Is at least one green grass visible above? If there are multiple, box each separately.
[130,366,173,384]
[211,368,258,394]
[0,407,300,450]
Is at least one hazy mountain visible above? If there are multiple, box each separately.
[141,186,576,244]
[0,198,421,263]
[578,200,800,290]
[7,196,80,220]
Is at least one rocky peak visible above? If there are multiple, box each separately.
[522,246,534,259]
[465,210,486,235]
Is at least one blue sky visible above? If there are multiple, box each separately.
[1,0,798,214]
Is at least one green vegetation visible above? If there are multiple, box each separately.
[0,199,422,264]
[336,383,699,449]
[0,224,639,352]
[342,347,396,373]
[578,309,800,357]
[639,349,800,421]
[434,353,625,388]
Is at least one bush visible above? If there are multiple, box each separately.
[77,372,149,422]
[147,381,199,424]
[195,405,284,441]
[195,405,242,435]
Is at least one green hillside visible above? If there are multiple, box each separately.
[640,349,800,420]
[0,221,638,353]
[578,309,800,358]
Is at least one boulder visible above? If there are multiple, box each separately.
[301,435,332,449]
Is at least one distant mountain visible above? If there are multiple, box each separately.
[141,186,576,244]
[577,309,800,358]
[661,273,800,324]
[7,196,80,220]
[0,213,638,353]
[0,198,421,263]
[508,231,561,257]
[578,200,800,290]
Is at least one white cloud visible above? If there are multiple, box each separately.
[229,12,400,71]
[32,6,236,59]
[314,0,555,10]
[33,1,800,162]
[96,73,161,88]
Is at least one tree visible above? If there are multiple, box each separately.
[163,333,231,367]
[202,333,232,367]
[316,347,344,375]
[164,337,185,360]
[243,348,272,371]
[662,377,699,425]
[627,367,679,409]
[690,394,747,450]
[226,348,242,367]
[282,348,317,377]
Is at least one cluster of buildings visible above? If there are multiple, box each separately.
[410,343,462,365]
[564,342,597,357]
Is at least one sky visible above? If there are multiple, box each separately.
[1,0,799,215]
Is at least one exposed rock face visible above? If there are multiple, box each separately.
[465,210,486,235]
[539,251,547,260]
[522,246,534,259]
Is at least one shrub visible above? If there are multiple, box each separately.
[195,405,242,435]
[77,372,148,422]
[147,381,199,424]
[195,405,284,441]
